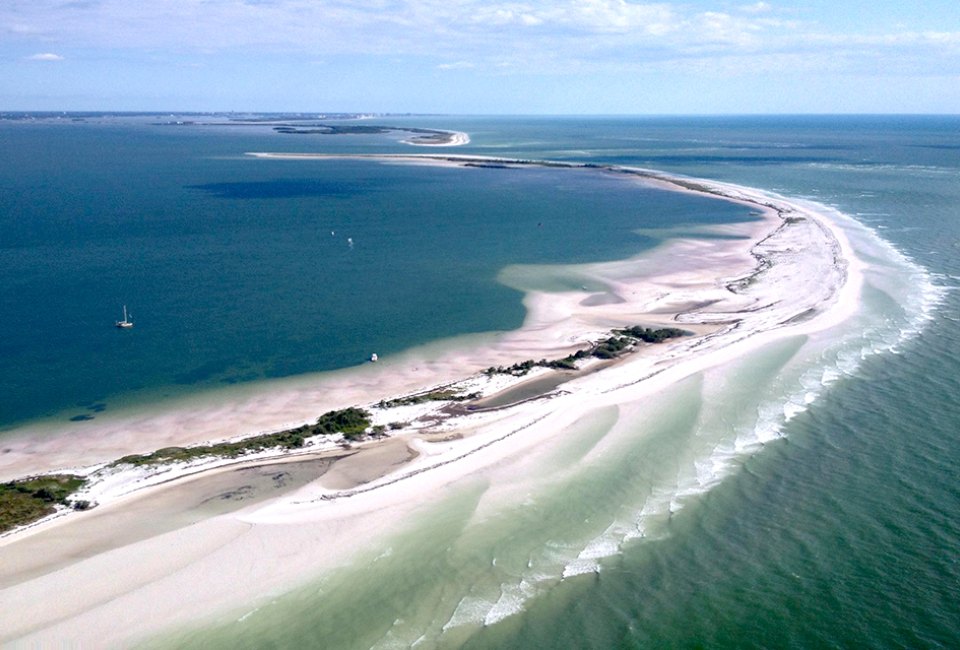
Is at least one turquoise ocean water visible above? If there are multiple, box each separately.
[3,115,959,648]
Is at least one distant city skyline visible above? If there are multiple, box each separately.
[2,0,959,113]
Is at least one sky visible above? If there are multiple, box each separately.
[2,0,959,113]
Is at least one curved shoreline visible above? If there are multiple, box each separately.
[401,129,471,146]
[0,160,863,645]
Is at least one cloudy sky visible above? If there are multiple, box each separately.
[2,0,959,113]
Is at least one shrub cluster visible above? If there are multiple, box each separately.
[378,390,481,409]
[0,474,86,533]
[484,326,690,376]
[114,407,374,467]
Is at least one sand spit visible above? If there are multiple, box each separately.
[0,159,862,646]
[402,130,471,146]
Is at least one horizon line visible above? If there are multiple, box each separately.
[2,110,959,118]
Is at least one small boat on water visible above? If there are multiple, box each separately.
[370,353,378,362]
[115,305,133,329]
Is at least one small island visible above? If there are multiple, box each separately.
[272,124,464,145]
[151,114,472,146]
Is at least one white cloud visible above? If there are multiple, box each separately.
[472,1,677,35]
[27,52,64,61]
[470,5,543,27]
[694,11,762,47]
[739,2,771,14]
[437,61,475,70]
[0,1,957,79]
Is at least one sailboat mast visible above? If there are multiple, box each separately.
[116,304,133,328]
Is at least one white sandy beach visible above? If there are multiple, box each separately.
[0,162,863,647]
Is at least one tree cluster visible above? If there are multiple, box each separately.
[114,407,375,467]
[0,474,86,533]
[484,326,690,376]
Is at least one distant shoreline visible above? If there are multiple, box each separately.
[145,116,473,147]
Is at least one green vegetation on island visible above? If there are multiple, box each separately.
[113,407,373,467]
[378,389,482,409]
[612,325,690,343]
[0,474,88,534]
[485,325,690,377]
[590,336,633,359]
[274,124,392,135]
[271,124,455,144]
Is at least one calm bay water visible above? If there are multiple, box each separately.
[5,115,960,648]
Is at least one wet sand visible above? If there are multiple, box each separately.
[0,455,344,589]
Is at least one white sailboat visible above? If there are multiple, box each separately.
[115,305,133,329]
